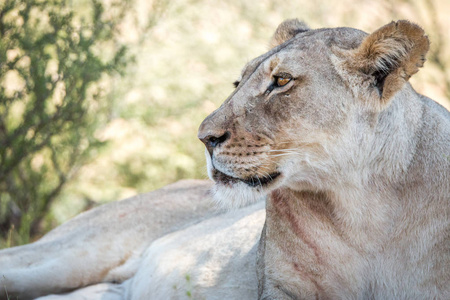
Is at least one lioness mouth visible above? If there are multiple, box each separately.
[214,169,281,187]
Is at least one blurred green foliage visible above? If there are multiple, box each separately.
[0,0,130,246]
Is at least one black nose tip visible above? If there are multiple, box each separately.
[200,131,230,155]
[207,132,230,148]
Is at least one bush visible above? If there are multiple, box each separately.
[0,0,129,246]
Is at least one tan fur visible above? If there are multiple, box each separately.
[269,19,310,48]
[0,180,264,300]
[199,20,449,299]
[344,20,430,105]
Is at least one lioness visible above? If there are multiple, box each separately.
[1,20,449,300]
[198,19,449,299]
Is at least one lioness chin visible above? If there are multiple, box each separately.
[199,19,449,299]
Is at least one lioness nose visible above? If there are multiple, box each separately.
[199,131,230,155]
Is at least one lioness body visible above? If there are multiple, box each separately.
[1,20,449,299]
[0,180,264,300]
[0,180,217,299]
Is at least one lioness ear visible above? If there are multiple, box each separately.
[270,19,309,48]
[348,20,429,105]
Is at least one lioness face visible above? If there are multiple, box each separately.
[198,29,351,207]
[198,20,429,207]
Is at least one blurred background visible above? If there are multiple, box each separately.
[0,0,449,248]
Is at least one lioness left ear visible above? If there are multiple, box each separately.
[347,20,429,105]
[270,19,310,48]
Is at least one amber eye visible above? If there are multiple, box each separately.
[276,76,291,87]
[264,74,293,95]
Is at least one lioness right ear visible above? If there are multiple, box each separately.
[345,20,429,106]
[269,19,309,48]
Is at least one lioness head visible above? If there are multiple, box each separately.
[198,20,429,208]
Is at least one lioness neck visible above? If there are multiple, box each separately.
[278,86,426,246]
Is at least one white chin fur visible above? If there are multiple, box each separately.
[211,181,266,210]
[205,148,214,180]
[205,148,267,209]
